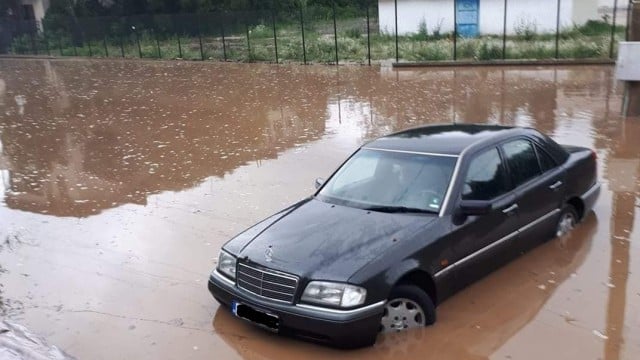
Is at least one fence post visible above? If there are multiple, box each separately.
[272,7,279,63]
[246,23,252,61]
[44,34,50,56]
[609,0,619,58]
[453,0,457,60]
[366,4,371,66]
[30,31,37,55]
[177,35,182,58]
[394,0,399,63]
[502,0,507,59]
[72,36,78,56]
[119,34,125,57]
[155,29,161,58]
[88,39,93,57]
[221,24,227,61]
[133,26,142,58]
[333,0,339,65]
[555,0,561,59]
[103,35,109,57]
[299,4,307,64]
[198,17,204,60]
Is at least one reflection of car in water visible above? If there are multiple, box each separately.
[208,124,600,348]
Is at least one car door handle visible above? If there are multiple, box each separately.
[502,204,519,214]
[549,181,563,190]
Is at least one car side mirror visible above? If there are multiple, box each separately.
[314,177,325,189]
[459,200,492,216]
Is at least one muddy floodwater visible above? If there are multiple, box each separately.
[0,58,638,360]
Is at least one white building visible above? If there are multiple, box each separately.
[17,0,50,24]
[378,0,600,36]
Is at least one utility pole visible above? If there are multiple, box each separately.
[623,1,640,116]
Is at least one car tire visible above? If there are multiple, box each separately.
[556,204,578,238]
[380,285,436,333]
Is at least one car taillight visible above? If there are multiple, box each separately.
[591,150,597,161]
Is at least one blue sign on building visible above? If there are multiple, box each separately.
[456,0,480,37]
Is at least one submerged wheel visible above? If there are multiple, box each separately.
[556,205,578,238]
[380,285,436,333]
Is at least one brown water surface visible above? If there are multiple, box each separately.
[0,59,638,360]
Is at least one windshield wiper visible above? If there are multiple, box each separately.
[363,205,438,214]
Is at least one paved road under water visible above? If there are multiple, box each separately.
[0,59,638,360]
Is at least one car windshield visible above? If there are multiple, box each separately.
[317,149,457,214]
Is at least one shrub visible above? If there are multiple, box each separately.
[250,24,272,39]
[344,27,361,39]
[418,18,428,39]
[560,39,602,58]
[577,20,611,36]
[409,41,449,61]
[514,17,538,41]
[478,41,503,60]
[457,39,478,59]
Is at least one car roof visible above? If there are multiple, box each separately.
[363,124,525,156]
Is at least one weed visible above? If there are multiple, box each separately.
[514,17,538,41]
[478,41,503,60]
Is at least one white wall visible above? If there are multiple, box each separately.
[572,0,598,24]
[379,0,591,35]
[20,0,49,23]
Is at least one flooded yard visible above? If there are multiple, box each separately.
[0,58,638,360]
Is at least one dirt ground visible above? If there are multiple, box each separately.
[0,58,638,360]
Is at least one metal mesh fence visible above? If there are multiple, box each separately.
[1,0,630,64]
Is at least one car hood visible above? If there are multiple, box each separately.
[225,198,437,281]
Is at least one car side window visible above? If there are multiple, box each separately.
[502,139,542,187]
[462,148,509,200]
[535,145,557,172]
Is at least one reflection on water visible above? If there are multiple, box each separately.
[0,59,638,360]
[0,61,623,218]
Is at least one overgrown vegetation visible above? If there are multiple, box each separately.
[10,14,625,64]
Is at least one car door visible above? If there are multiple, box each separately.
[443,146,521,292]
[500,138,565,251]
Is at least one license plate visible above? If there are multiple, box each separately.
[231,300,279,331]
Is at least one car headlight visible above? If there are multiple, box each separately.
[301,281,367,308]
[216,250,236,280]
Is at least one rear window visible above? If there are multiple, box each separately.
[535,145,557,172]
[502,139,542,187]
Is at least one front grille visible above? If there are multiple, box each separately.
[236,263,299,303]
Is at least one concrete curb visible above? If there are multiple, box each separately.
[393,58,616,68]
[0,54,57,59]
[1,55,616,68]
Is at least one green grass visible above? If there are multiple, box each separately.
[11,19,625,63]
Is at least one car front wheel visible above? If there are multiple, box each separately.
[380,285,436,333]
[556,205,578,238]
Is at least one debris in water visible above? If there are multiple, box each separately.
[592,330,608,340]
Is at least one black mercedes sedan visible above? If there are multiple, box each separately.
[208,124,600,348]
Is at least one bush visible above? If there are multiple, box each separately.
[478,41,503,60]
[560,39,602,58]
[514,17,538,41]
[409,41,449,61]
[511,42,553,59]
[576,20,611,36]
[417,18,428,39]
[457,39,477,59]
[250,24,272,39]
[344,27,361,39]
